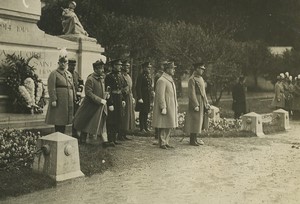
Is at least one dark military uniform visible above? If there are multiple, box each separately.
[136,71,153,131]
[232,82,246,119]
[105,71,127,143]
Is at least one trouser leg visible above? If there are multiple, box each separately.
[139,111,144,130]
[55,125,66,133]
[79,131,87,144]
[140,111,149,130]
[159,128,171,146]
[155,128,159,139]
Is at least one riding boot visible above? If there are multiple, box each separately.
[190,134,199,146]
[79,132,87,144]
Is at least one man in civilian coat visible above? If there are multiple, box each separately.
[136,62,154,132]
[153,61,167,140]
[73,60,114,147]
[152,61,178,149]
[45,50,75,133]
[105,59,127,145]
[184,62,211,146]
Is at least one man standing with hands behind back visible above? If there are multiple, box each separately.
[152,61,178,149]
[184,62,210,146]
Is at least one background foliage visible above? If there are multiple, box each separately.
[38,0,300,103]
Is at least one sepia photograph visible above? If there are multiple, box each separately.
[0,0,300,203]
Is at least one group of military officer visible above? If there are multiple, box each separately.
[46,49,211,149]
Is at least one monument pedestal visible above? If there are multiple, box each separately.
[0,0,104,113]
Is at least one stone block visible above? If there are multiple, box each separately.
[272,109,290,130]
[241,112,264,137]
[209,105,220,122]
[33,132,84,182]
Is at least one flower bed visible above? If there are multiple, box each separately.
[0,129,40,170]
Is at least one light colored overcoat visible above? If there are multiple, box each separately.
[73,73,107,135]
[271,81,285,108]
[184,74,209,134]
[152,73,178,128]
[45,69,74,125]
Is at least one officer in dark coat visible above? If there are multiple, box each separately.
[135,62,154,132]
[105,59,127,145]
[232,76,247,119]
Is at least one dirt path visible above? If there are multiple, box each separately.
[3,121,300,204]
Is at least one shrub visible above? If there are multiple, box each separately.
[0,129,40,170]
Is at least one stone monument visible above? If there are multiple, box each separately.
[33,132,84,182]
[0,0,104,113]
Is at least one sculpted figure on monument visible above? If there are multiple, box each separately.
[61,1,89,36]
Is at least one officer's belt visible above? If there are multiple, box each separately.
[56,86,73,89]
[111,90,122,94]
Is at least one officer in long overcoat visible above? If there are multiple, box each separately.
[119,60,135,140]
[135,62,154,132]
[105,59,127,145]
[184,62,210,146]
[67,58,84,138]
[152,61,178,149]
[45,51,75,133]
[73,60,114,147]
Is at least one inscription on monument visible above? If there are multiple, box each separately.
[0,49,57,83]
[0,19,29,33]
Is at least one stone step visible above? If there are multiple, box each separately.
[0,112,72,135]
[0,119,47,129]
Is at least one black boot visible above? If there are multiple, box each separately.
[79,132,87,144]
[190,134,199,146]
[117,133,126,141]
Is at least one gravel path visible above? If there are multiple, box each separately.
[3,121,300,204]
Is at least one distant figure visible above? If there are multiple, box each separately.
[232,76,247,119]
[45,49,75,133]
[61,1,88,36]
[292,75,300,119]
[271,74,285,109]
[152,61,178,150]
[284,74,294,116]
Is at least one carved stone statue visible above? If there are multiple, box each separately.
[61,1,88,36]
